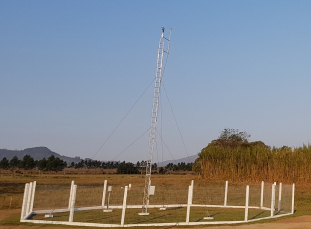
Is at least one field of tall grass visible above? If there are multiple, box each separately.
[199,145,311,184]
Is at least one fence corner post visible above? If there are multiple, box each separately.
[21,183,29,220]
[25,182,33,216]
[29,181,36,214]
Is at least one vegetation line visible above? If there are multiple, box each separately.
[195,129,311,184]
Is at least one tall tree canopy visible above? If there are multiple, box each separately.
[209,128,251,148]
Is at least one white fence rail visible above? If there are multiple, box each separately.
[20,180,295,227]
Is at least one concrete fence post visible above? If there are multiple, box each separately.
[68,180,74,209]
[21,183,29,220]
[26,182,33,216]
[186,185,192,223]
[120,186,128,226]
[278,182,282,212]
[28,181,36,215]
[271,184,276,217]
[224,181,228,206]
[244,185,249,222]
[291,183,295,214]
[69,185,77,222]
[190,180,194,205]
[102,180,107,207]
[260,181,264,208]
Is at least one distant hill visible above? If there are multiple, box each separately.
[0,147,82,164]
[157,154,198,167]
[0,147,198,166]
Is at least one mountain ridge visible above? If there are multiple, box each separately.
[157,154,198,166]
[0,147,198,165]
[0,147,82,164]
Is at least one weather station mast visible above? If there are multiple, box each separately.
[139,27,171,216]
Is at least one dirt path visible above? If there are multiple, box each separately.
[1,210,311,229]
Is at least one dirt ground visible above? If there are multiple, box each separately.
[176,215,311,229]
[1,210,311,229]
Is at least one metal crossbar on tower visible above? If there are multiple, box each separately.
[141,27,171,215]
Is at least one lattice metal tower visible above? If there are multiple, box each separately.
[140,27,171,215]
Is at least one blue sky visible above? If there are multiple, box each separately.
[1,1,311,163]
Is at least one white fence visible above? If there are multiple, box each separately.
[20,180,295,227]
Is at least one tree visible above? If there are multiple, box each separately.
[9,156,21,169]
[75,160,84,169]
[209,128,250,148]
[247,141,270,149]
[158,167,166,174]
[20,155,36,170]
[166,163,174,171]
[46,155,67,172]
[117,161,138,174]
[152,163,157,170]
[37,158,47,171]
[0,157,9,169]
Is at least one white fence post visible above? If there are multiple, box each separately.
[186,185,192,223]
[102,180,107,207]
[271,184,276,217]
[278,182,282,212]
[291,183,295,214]
[191,180,194,204]
[68,180,74,209]
[260,181,264,208]
[69,185,77,222]
[29,181,36,214]
[120,186,128,226]
[224,180,228,206]
[244,185,249,222]
[25,182,33,216]
[21,183,29,220]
